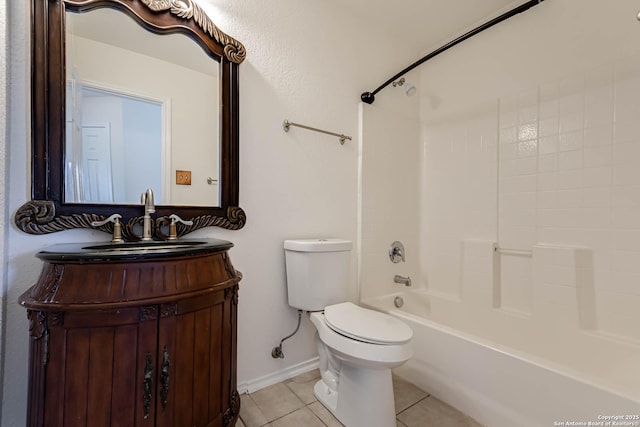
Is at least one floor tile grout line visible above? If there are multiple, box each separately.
[396,393,432,418]
[259,389,309,425]
[283,379,318,405]
[242,371,448,427]
[305,401,332,427]
[245,380,311,426]
[256,402,331,427]
[283,379,334,426]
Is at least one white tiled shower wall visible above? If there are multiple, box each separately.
[423,52,640,342]
[360,100,421,300]
[422,104,497,300]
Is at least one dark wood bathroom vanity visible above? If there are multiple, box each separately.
[18,239,242,427]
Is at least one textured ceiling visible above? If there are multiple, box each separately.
[70,1,529,69]
[341,0,525,53]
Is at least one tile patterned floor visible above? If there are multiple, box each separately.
[236,370,483,427]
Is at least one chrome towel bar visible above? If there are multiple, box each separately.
[494,247,533,257]
[283,119,352,145]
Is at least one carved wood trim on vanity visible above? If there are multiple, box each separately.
[20,249,242,426]
[25,253,240,309]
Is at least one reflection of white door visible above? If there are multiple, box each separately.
[81,123,114,203]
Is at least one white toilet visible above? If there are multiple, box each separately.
[284,239,413,427]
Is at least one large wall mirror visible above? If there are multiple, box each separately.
[15,0,246,239]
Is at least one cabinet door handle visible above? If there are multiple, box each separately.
[143,351,153,419]
[160,346,170,409]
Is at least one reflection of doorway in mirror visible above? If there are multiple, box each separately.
[65,83,168,205]
[80,123,113,203]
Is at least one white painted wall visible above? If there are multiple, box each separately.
[2,1,415,425]
[0,0,7,420]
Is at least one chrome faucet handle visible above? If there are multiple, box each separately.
[389,241,406,263]
[167,214,194,240]
[91,214,124,243]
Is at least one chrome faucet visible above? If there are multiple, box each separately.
[141,188,155,241]
[394,275,412,287]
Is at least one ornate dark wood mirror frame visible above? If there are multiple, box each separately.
[15,0,246,240]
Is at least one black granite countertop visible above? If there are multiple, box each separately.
[36,238,234,262]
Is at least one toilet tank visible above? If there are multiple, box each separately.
[284,239,352,311]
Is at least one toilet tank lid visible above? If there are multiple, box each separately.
[284,239,352,252]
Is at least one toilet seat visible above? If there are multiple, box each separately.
[324,302,413,345]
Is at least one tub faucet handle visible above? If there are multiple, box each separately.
[389,241,405,263]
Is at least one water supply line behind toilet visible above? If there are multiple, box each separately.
[271,310,303,358]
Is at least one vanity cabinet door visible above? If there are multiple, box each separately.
[34,307,158,427]
[30,291,237,427]
[155,287,236,427]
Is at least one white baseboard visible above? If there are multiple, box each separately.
[237,357,320,395]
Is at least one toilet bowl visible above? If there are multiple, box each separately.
[284,239,413,427]
[310,302,413,427]
[311,302,412,367]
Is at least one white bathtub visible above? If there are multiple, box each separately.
[362,290,640,427]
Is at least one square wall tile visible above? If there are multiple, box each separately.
[614,164,640,186]
[539,135,559,154]
[558,150,583,171]
[559,131,583,152]
[613,250,640,275]
[583,167,612,188]
[500,126,518,144]
[595,291,640,319]
[612,185,640,208]
[614,142,640,165]
[584,124,613,147]
[583,146,612,168]
[557,170,583,190]
[597,312,640,341]
[613,121,639,145]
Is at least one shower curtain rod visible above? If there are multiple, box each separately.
[360,0,546,104]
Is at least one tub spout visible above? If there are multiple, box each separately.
[394,275,411,287]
